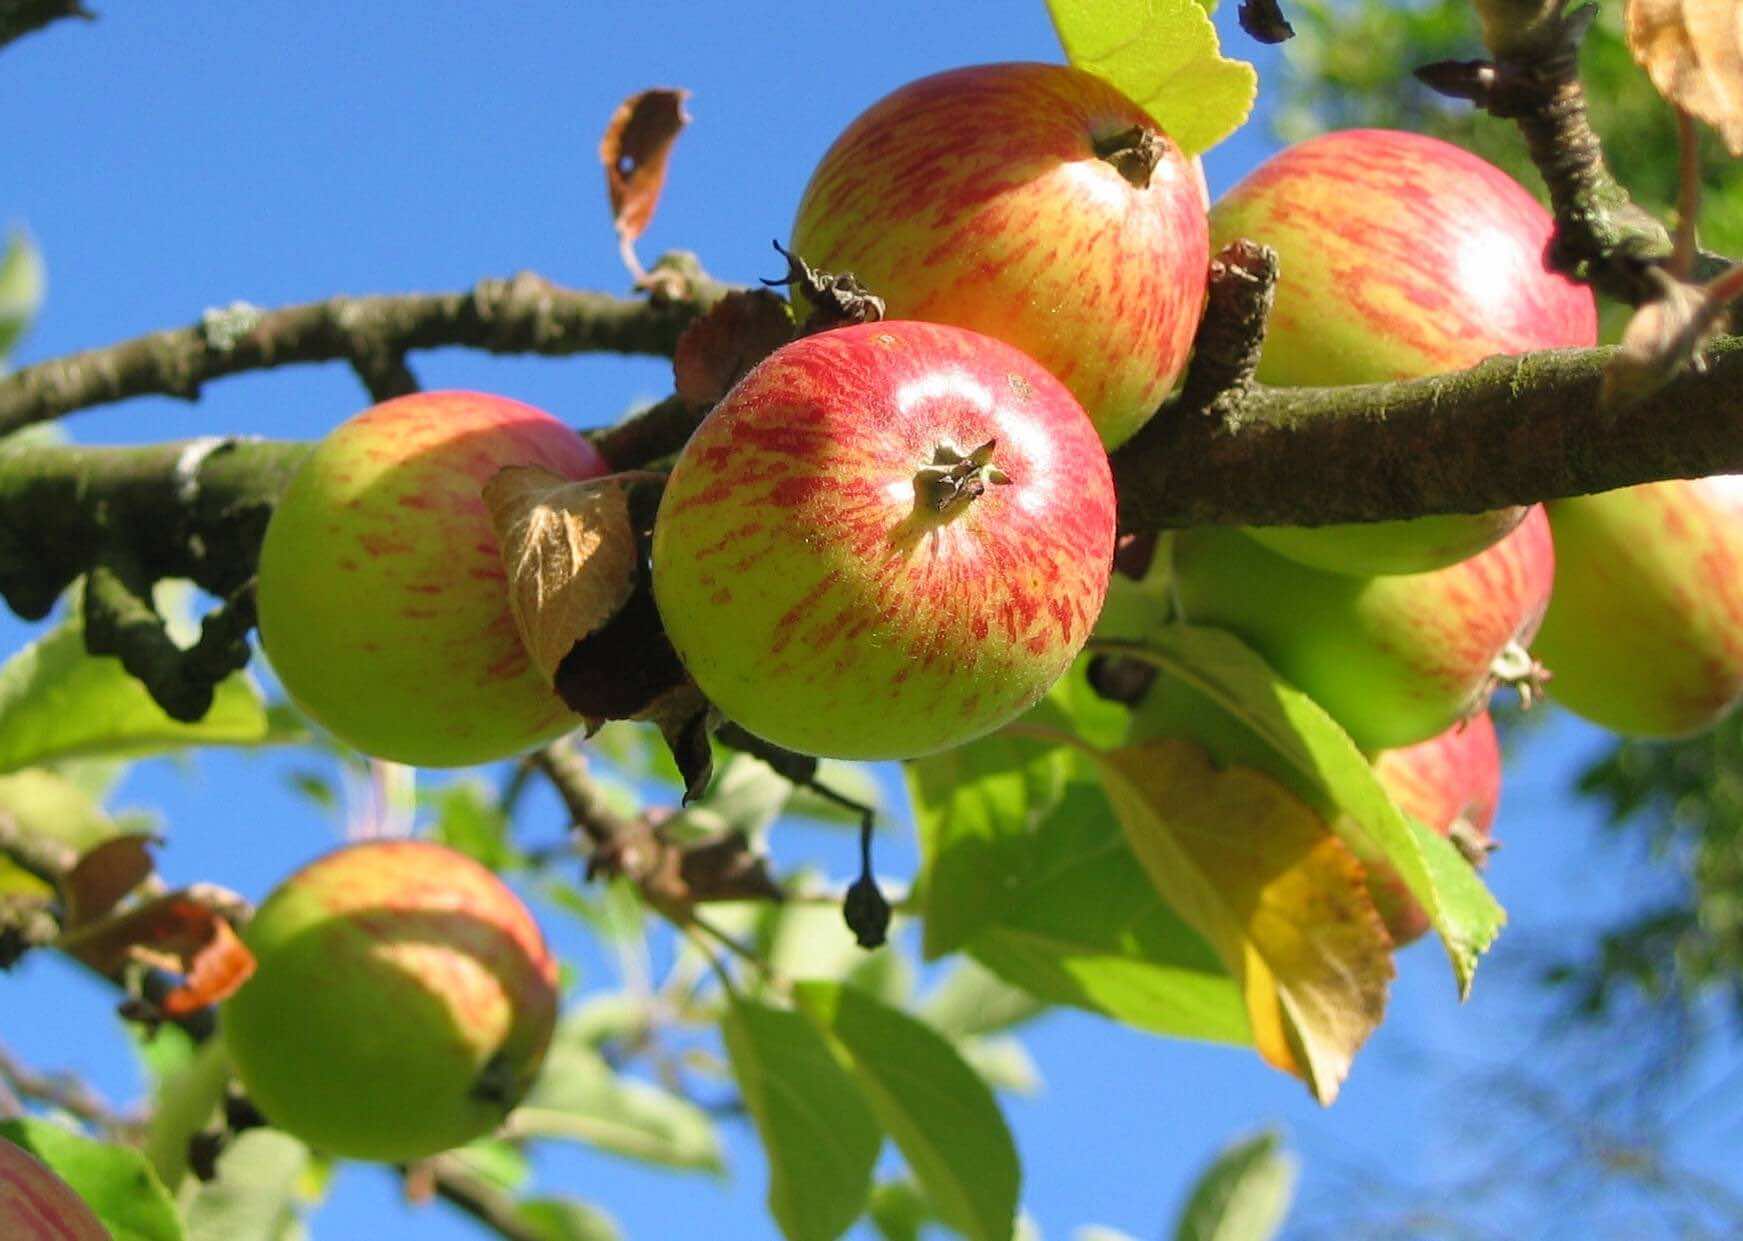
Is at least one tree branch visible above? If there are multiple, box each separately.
[420,1153,548,1241]
[0,269,724,435]
[0,0,92,54]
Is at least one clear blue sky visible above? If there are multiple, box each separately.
[1,4,1736,1239]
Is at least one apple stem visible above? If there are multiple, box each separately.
[1091,124,1163,189]
[913,438,1011,515]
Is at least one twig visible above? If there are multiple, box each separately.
[528,739,638,851]
[0,0,92,53]
[0,269,725,435]
[0,1043,140,1138]
[1173,239,1280,429]
[421,1153,547,1241]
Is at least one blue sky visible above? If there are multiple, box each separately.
[2,4,1737,1239]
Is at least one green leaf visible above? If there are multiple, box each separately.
[919,959,1049,1038]
[0,1117,183,1241]
[720,996,880,1241]
[515,1198,623,1241]
[910,664,1247,1045]
[0,767,130,895]
[866,1179,933,1241]
[184,1130,309,1241]
[956,1035,1042,1096]
[1172,1129,1298,1241]
[0,613,271,773]
[0,231,45,360]
[515,1021,722,1171]
[1047,0,1258,155]
[446,1138,531,1195]
[426,778,518,869]
[794,982,1019,1241]
[1117,626,1505,995]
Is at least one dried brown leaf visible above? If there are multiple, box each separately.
[484,466,640,682]
[673,289,795,407]
[1602,267,1742,406]
[600,87,692,280]
[1627,0,1743,154]
[59,889,256,1012]
[61,833,158,928]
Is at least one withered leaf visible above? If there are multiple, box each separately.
[59,889,256,1012]
[483,466,640,683]
[1094,738,1394,1104]
[1602,267,1742,406]
[600,87,692,281]
[62,833,158,928]
[673,289,795,407]
[1627,0,1743,154]
[554,573,690,722]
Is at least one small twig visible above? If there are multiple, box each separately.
[1674,109,1703,280]
[0,0,92,53]
[421,1153,547,1241]
[588,393,704,469]
[529,739,638,851]
[0,1043,140,1138]
[1171,239,1280,429]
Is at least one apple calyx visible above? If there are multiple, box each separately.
[1091,123,1164,189]
[1488,639,1550,709]
[912,437,1011,514]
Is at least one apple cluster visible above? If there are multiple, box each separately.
[226,62,1743,1162]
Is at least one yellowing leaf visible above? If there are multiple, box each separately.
[1093,738,1392,1103]
[483,466,640,682]
[1626,0,1743,154]
[1047,0,1258,155]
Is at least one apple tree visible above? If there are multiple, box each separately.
[3,1,1743,1238]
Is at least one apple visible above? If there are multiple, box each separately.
[1533,477,1743,736]
[651,320,1116,760]
[1368,711,1502,945]
[0,1138,106,1241]
[221,839,558,1162]
[256,390,603,767]
[789,61,1209,449]
[1209,128,1597,575]
[1171,506,1554,751]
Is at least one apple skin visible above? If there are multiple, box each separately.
[1533,477,1743,736]
[1210,129,1597,575]
[789,62,1209,449]
[257,390,603,767]
[1172,506,1554,751]
[1368,711,1502,945]
[221,840,559,1163]
[651,320,1116,760]
[0,1139,106,1241]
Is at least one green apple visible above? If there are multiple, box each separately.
[790,62,1209,449]
[221,840,559,1162]
[0,1138,106,1241]
[256,390,604,766]
[1210,128,1596,575]
[651,320,1116,760]
[1171,508,1555,750]
[1534,477,1743,736]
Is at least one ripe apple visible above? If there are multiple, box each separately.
[1171,507,1554,751]
[1209,128,1597,575]
[221,839,558,1162]
[1368,711,1502,945]
[256,390,603,767]
[651,320,1116,760]
[0,1138,106,1241]
[1533,476,1743,736]
[789,62,1209,449]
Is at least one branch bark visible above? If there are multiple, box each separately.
[0,270,723,435]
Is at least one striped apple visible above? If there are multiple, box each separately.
[789,62,1209,450]
[1368,711,1502,945]
[651,321,1116,760]
[1173,506,1556,751]
[0,1139,105,1241]
[1211,129,1597,575]
[257,391,599,766]
[1534,476,1743,736]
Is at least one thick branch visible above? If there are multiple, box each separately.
[1115,334,1743,528]
[0,270,722,435]
[0,0,91,53]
